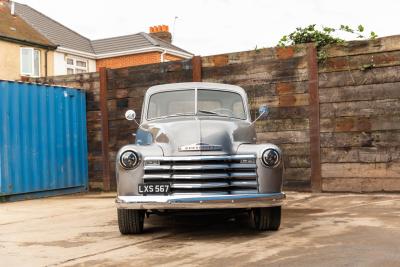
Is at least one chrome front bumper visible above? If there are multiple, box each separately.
[116,192,285,210]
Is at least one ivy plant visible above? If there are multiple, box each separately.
[278,24,378,62]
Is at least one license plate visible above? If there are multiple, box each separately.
[138,183,170,195]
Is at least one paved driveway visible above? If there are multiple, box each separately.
[1,192,399,267]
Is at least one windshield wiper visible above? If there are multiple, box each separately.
[174,112,195,116]
[197,110,219,115]
[155,112,195,119]
[198,110,232,118]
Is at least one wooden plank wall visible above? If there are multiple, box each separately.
[105,59,194,189]
[201,46,312,190]
[29,73,104,190]
[318,35,400,192]
[27,35,400,193]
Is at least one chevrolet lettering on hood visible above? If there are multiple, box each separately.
[179,143,222,152]
[115,82,285,235]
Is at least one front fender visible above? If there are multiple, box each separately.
[237,143,284,193]
[116,144,163,196]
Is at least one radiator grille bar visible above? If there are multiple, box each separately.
[143,154,258,195]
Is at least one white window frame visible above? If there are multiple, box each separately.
[67,67,74,75]
[20,47,41,77]
[65,57,88,74]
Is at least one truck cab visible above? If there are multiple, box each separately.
[116,82,285,234]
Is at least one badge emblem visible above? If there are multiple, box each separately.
[179,143,222,151]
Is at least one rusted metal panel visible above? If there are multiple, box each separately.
[99,67,111,191]
[307,43,322,192]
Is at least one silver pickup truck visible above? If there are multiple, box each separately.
[115,82,285,234]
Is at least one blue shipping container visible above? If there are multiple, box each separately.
[0,81,88,201]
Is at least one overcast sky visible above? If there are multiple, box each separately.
[18,0,400,56]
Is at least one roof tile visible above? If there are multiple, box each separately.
[14,2,94,53]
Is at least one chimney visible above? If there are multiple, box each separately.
[149,25,172,43]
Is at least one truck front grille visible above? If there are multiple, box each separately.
[143,155,258,195]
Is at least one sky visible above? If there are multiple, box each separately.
[17,0,400,56]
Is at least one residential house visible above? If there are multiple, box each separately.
[93,25,193,71]
[0,0,56,80]
[12,1,192,76]
[13,1,97,75]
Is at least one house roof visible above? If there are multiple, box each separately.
[13,1,192,58]
[14,2,94,53]
[0,1,55,48]
[91,32,192,56]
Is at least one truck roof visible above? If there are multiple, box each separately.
[146,82,247,96]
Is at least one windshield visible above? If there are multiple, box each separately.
[147,89,246,120]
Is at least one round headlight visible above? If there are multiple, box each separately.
[120,150,140,169]
[261,149,280,168]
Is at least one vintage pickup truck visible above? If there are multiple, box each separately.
[115,82,285,234]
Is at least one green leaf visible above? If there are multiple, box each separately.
[277,24,378,62]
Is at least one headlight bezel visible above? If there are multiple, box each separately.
[120,150,140,169]
[261,148,281,168]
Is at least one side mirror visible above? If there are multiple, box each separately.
[259,105,269,118]
[251,105,269,125]
[125,109,147,133]
[125,109,136,121]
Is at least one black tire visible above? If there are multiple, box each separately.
[117,209,145,234]
[251,206,281,231]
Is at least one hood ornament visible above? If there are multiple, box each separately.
[179,143,222,152]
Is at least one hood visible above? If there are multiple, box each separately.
[141,116,256,156]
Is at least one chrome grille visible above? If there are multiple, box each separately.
[143,155,258,195]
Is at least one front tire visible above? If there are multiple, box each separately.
[251,206,281,231]
[117,209,145,234]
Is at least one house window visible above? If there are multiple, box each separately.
[76,60,86,67]
[20,47,40,77]
[65,57,88,74]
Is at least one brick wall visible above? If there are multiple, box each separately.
[165,54,183,61]
[96,52,185,71]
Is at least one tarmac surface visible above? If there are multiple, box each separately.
[1,192,400,267]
